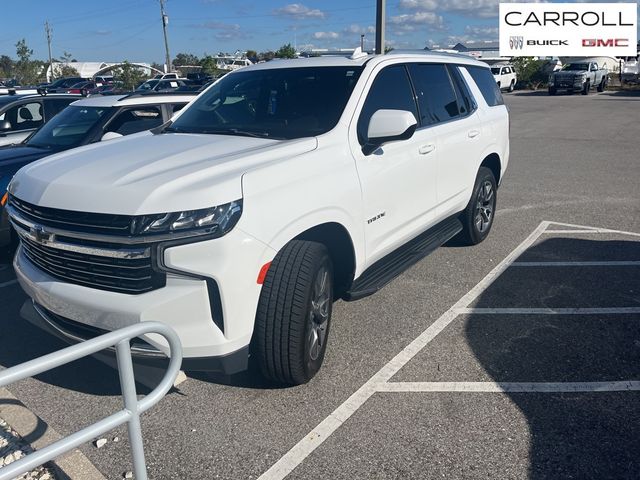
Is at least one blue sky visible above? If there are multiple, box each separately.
[0,1,636,63]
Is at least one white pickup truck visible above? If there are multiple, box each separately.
[548,61,608,95]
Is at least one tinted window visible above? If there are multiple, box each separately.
[106,106,163,135]
[47,98,75,116]
[169,66,363,140]
[449,66,475,116]
[466,66,504,107]
[357,65,418,144]
[408,64,460,126]
[27,106,111,149]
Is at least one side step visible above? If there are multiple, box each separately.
[343,216,463,301]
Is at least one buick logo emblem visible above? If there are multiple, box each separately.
[31,225,55,244]
[509,36,524,50]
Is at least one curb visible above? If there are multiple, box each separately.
[0,387,106,480]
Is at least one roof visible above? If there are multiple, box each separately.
[69,93,197,108]
[452,41,500,52]
[231,51,488,72]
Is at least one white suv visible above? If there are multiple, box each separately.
[491,64,517,92]
[8,52,509,385]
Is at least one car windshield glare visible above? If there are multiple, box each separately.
[27,105,111,149]
[167,66,364,139]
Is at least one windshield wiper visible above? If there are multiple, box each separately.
[201,128,272,138]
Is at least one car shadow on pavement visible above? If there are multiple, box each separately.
[466,237,640,479]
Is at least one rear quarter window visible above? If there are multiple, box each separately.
[465,66,504,107]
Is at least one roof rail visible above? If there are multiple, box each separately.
[117,90,199,101]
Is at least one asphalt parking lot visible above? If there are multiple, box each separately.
[1,90,639,479]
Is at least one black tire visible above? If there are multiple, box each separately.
[508,80,515,92]
[253,240,333,385]
[596,77,605,92]
[457,167,497,246]
[548,86,557,95]
[582,80,590,95]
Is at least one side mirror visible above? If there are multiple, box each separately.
[0,120,11,132]
[363,109,417,156]
[101,131,123,141]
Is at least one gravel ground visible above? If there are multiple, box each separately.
[0,417,55,480]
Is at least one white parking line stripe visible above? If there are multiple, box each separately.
[0,279,17,288]
[456,307,640,315]
[257,221,551,480]
[511,261,640,267]
[546,221,640,238]
[542,229,614,234]
[379,381,640,393]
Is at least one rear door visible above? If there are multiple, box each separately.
[406,63,482,218]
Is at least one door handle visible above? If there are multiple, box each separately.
[468,129,480,138]
[419,143,435,155]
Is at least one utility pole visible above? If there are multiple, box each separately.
[360,34,365,51]
[45,21,54,81]
[159,0,172,73]
[375,0,385,54]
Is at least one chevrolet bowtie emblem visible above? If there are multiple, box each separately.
[31,225,55,244]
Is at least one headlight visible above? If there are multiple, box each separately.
[130,200,242,238]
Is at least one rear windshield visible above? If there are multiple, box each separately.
[465,66,504,107]
[27,105,112,149]
[167,66,363,140]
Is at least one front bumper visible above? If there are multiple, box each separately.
[14,226,276,370]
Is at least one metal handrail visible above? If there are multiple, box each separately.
[0,321,182,480]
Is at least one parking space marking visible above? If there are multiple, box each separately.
[511,261,640,267]
[0,279,17,288]
[258,221,551,480]
[544,221,640,238]
[456,307,640,315]
[379,381,640,393]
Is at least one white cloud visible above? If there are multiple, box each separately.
[198,21,249,41]
[274,3,326,19]
[344,24,375,35]
[399,0,547,19]
[388,12,446,33]
[313,31,340,39]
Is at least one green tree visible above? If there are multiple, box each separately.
[112,61,147,91]
[173,53,200,67]
[512,57,547,90]
[258,51,275,62]
[245,50,257,60]
[0,55,14,79]
[53,52,80,78]
[199,55,225,77]
[14,39,40,85]
[275,43,296,59]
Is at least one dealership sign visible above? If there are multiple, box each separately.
[499,3,637,56]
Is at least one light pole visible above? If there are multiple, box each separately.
[159,0,172,73]
[45,21,54,81]
[361,34,365,51]
[375,0,386,54]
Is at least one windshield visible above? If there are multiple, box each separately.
[167,66,363,139]
[491,67,501,75]
[563,63,588,71]
[27,105,112,149]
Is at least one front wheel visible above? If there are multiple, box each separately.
[253,240,333,385]
[582,80,590,95]
[548,86,557,95]
[457,167,497,246]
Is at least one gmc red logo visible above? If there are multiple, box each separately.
[582,38,629,47]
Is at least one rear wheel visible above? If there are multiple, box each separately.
[253,240,333,385]
[458,167,497,246]
[596,77,606,92]
[508,80,515,92]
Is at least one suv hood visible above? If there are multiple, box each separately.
[10,132,317,215]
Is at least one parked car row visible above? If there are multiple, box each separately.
[3,51,510,386]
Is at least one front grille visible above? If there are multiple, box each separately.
[10,196,133,236]
[10,196,166,294]
[20,235,165,294]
